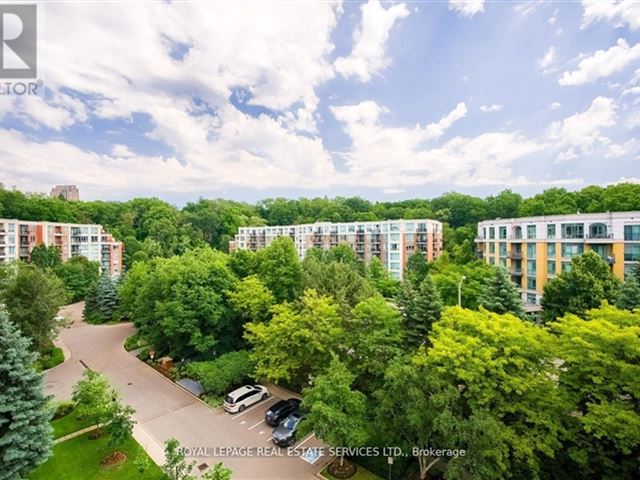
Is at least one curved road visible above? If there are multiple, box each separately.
[45,303,328,479]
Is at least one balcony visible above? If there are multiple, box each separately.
[510,268,522,276]
[509,251,522,260]
[585,233,613,242]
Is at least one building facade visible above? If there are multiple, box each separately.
[50,185,80,201]
[475,212,640,310]
[231,219,443,279]
[0,219,123,275]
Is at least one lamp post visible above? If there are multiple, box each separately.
[458,275,466,307]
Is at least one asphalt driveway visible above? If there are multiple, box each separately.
[45,303,329,479]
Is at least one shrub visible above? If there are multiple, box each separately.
[34,346,65,371]
[50,400,75,420]
[184,350,253,396]
[124,332,144,351]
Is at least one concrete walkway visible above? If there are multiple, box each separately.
[53,424,100,444]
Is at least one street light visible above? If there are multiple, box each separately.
[458,275,466,306]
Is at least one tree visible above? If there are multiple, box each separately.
[367,256,398,297]
[344,296,403,391]
[54,256,100,302]
[104,401,136,460]
[302,356,368,469]
[162,438,196,480]
[542,252,621,322]
[72,370,114,428]
[404,251,429,285]
[3,263,67,352]
[226,275,274,324]
[616,277,640,311]
[202,463,232,480]
[29,245,61,269]
[549,304,640,479]
[396,275,443,347]
[430,258,493,309]
[478,267,525,317]
[245,290,343,388]
[255,237,302,303]
[0,311,52,480]
[84,272,120,323]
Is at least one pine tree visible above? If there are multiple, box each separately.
[479,267,525,318]
[397,275,443,347]
[84,273,120,323]
[83,280,99,323]
[616,277,640,311]
[0,310,52,479]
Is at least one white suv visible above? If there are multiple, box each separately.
[223,385,269,413]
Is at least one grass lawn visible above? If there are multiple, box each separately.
[30,431,163,480]
[34,346,65,371]
[320,463,382,480]
[51,407,96,439]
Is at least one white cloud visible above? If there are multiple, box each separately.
[334,0,409,82]
[581,0,640,30]
[514,1,543,16]
[548,8,559,25]
[548,96,620,161]
[449,0,485,18]
[537,46,557,74]
[623,86,640,95]
[548,102,562,110]
[559,38,640,86]
[479,104,503,113]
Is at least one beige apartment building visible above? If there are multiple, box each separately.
[230,219,443,279]
[50,185,80,201]
[475,211,640,310]
[0,219,123,275]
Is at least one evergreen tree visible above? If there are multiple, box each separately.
[84,273,120,323]
[0,311,52,479]
[83,280,99,322]
[405,251,429,285]
[616,277,640,311]
[397,275,443,347]
[479,267,525,318]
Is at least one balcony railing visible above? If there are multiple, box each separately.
[510,269,522,276]
[586,233,613,240]
[509,251,522,259]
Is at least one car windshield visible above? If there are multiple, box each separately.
[283,417,299,429]
[224,395,234,403]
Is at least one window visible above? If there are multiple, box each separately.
[513,226,522,239]
[547,260,556,276]
[561,223,584,239]
[499,242,507,257]
[547,224,556,240]
[489,227,495,239]
[562,262,571,272]
[526,293,537,305]
[390,223,400,231]
[527,259,536,274]
[489,243,495,254]
[390,233,400,242]
[406,223,415,233]
[562,243,584,258]
[390,262,400,270]
[547,243,556,258]
[390,252,400,261]
[527,225,536,239]
[527,277,537,290]
[624,225,640,241]
[390,243,399,251]
[499,257,507,267]
[625,244,640,262]
[499,226,507,239]
[527,243,536,259]
[589,223,608,239]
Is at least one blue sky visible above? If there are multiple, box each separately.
[0,0,639,204]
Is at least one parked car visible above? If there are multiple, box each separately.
[265,398,301,426]
[271,410,305,447]
[223,385,269,413]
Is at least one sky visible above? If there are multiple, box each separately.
[0,0,639,205]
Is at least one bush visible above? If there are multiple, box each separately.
[184,350,253,396]
[50,400,75,420]
[124,332,144,351]
[34,346,65,371]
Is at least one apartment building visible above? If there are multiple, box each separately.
[475,211,640,310]
[50,185,80,201]
[0,219,123,275]
[230,219,443,279]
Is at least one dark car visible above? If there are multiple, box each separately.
[271,411,304,447]
[265,398,301,427]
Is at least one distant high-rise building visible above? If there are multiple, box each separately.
[50,185,80,201]
[230,219,443,280]
[0,219,123,275]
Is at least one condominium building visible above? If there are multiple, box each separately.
[475,212,640,310]
[50,185,80,201]
[0,219,123,275]
[230,219,443,279]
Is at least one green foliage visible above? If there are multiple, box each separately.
[255,237,302,303]
[245,290,343,388]
[542,252,621,322]
[162,438,196,480]
[478,267,525,317]
[84,272,121,323]
[302,356,368,464]
[226,275,274,324]
[396,275,443,347]
[201,463,233,480]
[30,244,62,269]
[549,304,640,479]
[228,249,257,278]
[0,310,53,480]
[72,370,114,428]
[34,345,65,371]
[366,256,398,297]
[183,350,253,396]
[54,256,100,302]
[404,251,429,284]
[3,263,67,352]
[119,247,238,359]
[430,258,493,309]
[616,277,640,311]
[104,402,136,454]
